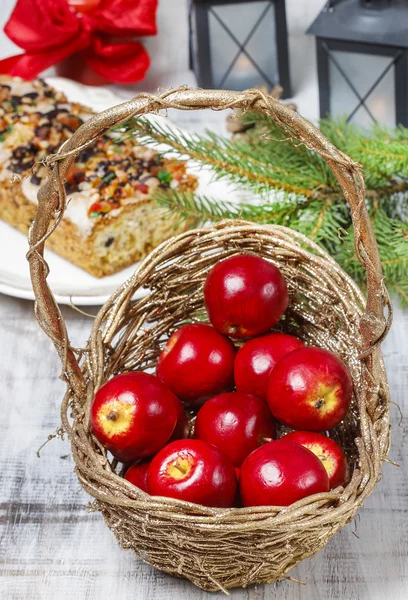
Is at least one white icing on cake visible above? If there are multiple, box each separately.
[7,79,41,96]
[20,178,38,204]
[65,191,99,237]
[21,178,98,238]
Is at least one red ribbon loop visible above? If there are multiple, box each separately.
[0,0,157,83]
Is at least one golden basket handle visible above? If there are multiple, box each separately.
[27,87,391,395]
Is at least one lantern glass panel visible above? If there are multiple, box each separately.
[208,1,278,90]
[328,50,396,128]
[245,4,277,81]
[207,9,240,86]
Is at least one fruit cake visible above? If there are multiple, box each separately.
[0,77,198,277]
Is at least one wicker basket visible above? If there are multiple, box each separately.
[27,88,392,593]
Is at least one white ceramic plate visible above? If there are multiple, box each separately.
[0,77,241,305]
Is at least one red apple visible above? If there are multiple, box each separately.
[147,439,237,508]
[204,254,288,339]
[240,439,330,507]
[90,372,181,462]
[235,332,304,400]
[267,347,353,431]
[124,460,150,493]
[194,392,276,467]
[156,323,235,405]
[281,431,349,489]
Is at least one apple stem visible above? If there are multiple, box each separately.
[261,437,273,443]
[107,412,117,421]
[173,460,187,475]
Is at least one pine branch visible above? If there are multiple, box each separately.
[238,114,338,191]
[156,188,351,259]
[242,111,408,196]
[120,115,408,205]
[209,127,335,190]
[155,188,310,227]
[337,208,408,306]
[118,118,327,199]
[156,190,407,306]
[300,201,350,254]
[113,113,408,306]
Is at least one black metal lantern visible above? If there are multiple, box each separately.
[307,0,408,127]
[189,0,291,97]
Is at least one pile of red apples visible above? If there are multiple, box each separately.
[91,254,353,509]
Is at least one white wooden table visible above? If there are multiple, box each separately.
[1,285,407,600]
[1,0,407,597]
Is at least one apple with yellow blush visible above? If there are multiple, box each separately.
[267,347,353,431]
[90,372,182,462]
[281,431,349,488]
[147,439,237,507]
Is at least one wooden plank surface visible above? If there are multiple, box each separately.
[0,294,407,600]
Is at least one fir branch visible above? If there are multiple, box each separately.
[310,201,331,240]
[156,190,407,306]
[155,188,309,227]
[243,112,408,195]
[121,114,408,203]
[337,209,408,306]
[119,118,322,199]
[238,114,338,191]
[284,199,350,255]
[114,113,408,306]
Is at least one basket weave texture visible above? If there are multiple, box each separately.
[27,88,391,592]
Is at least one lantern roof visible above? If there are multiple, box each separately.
[307,0,408,49]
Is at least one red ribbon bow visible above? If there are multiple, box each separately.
[0,0,158,83]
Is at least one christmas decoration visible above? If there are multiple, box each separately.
[307,0,408,128]
[119,113,408,306]
[189,0,291,95]
[0,0,157,84]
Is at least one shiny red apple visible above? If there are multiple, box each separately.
[267,347,353,431]
[148,439,237,507]
[204,254,288,339]
[156,323,235,405]
[281,431,349,489]
[195,392,276,467]
[124,460,150,493]
[90,372,181,462]
[234,332,304,400]
[240,439,330,507]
